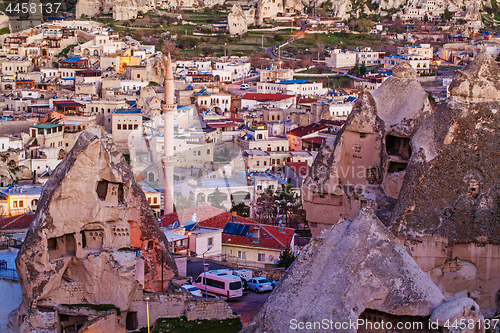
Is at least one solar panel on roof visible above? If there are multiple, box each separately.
[241,225,250,236]
[228,223,238,234]
[234,224,245,236]
[223,223,233,233]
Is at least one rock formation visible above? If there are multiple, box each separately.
[392,51,500,316]
[255,0,284,24]
[228,4,248,36]
[11,131,178,332]
[243,207,486,332]
[302,61,434,238]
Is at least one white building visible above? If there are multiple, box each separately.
[257,79,328,97]
[325,49,356,68]
[397,44,433,59]
[383,55,430,73]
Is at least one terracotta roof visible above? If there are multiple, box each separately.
[242,93,295,102]
[0,213,34,229]
[287,123,329,137]
[159,206,226,227]
[302,137,325,144]
[221,223,294,250]
[286,162,310,176]
[198,212,294,250]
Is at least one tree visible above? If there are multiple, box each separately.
[231,202,250,217]
[442,8,453,22]
[254,188,277,224]
[174,195,194,212]
[424,13,429,22]
[277,247,296,269]
[360,62,367,76]
[496,53,500,62]
[208,187,226,210]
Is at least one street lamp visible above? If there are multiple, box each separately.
[146,296,150,333]
[203,246,213,298]
[224,238,231,261]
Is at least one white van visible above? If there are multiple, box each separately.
[193,271,243,300]
[233,269,252,281]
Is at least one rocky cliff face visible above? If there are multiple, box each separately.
[11,131,177,332]
[243,207,486,333]
[393,52,500,243]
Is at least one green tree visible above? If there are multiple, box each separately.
[208,187,226,210]
[442,8,453,22]
[174,195,194,212]
[277,247,296,269]
[424,13,429,22]
[360,62,367,76]
[496,53,500,62]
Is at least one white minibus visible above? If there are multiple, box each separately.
[193,271,243,299]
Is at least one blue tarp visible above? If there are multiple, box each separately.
[347,96,356,102]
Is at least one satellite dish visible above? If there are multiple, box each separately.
[268,255,273,261]
[173,221,178,228]
[273,259,279,264]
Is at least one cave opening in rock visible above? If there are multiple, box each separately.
[388,162,408,173]
[357,308,436,333]
[386,135,411,159]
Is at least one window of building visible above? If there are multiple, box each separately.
[258,253,265,262]
[198,151,201,156]
[13,201,17,208]
[238,251,246,259]
[257,161,260,166]
[257,185,262,191]
[360,133,366,138]
[153,197,157,204]
[134,124,138,130]
[193,151,196,156]
[208,237,213,246]
[117,124,121,130]
[207,149,210,154]
[264,161,267,166]
[128,124,133,130]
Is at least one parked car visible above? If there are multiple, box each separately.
[271,278,280,289]
[436,72,443,76]
[240,83,249,90]
[182,284,203,297]
[248,277,273,293]
[240,277,249,293]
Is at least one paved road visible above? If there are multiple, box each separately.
[227,290,271,326]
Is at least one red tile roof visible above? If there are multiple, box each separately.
[242,93,295,102]
[287,123,329,138]
[0,213,34,230]
[302,137,325,144]
[159,206,226,227]
[198,212,294,250]
[286,162,310,176]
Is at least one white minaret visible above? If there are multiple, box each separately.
[163,53,175,214]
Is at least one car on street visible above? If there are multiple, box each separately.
[271,278,280,289]
[247,277,273,293]
[240,277,249,293]
[240,83,249,90]
[182,284,203,297]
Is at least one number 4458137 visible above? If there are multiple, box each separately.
[443,318,499,330]
[5,2,61,14]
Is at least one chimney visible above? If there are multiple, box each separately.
[253,227,260,243]
[192,211,197,223]
[232,211,237,223]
